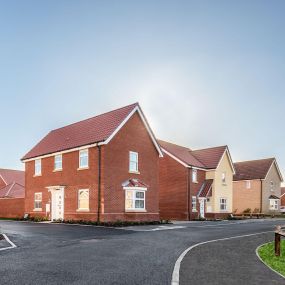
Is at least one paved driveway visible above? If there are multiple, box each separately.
[0,219,283,285]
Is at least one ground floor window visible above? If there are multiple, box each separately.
[125,189,145,211]
[34,192,42,210]
[220,198,227,211]
[78,189,89,211]
[192,196,197,212]
[269,199,278,210]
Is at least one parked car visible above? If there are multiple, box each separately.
[280,206,285,213]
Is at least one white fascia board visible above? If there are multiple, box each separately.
[22,143,99,163]
[123,186,147,191]
[264,159,284,182]
[216,148,236,174]
[102,106,163,157]
[0,174,8,186]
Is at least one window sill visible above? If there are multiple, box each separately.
[77,167,89,171]
[192,209,197,212]
[33,209,42,212]
[76,209,90,212]
[192,181,198,184]
[125,209,146,213]
[33,174,42,177]
[129,171,140,174]
[53,169,62,172]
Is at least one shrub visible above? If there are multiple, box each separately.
[243,208,251,214]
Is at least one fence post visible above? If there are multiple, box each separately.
[275,232,281,256]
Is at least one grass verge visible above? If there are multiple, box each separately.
[258,240,285,277]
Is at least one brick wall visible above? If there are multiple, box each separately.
[0,198,25,218]
[233,180,261,214]
[25,146,100,221]
[103,112,160,222]
[25,111,160,222]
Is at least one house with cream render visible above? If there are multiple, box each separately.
[233,158,283,214]
[159,140,235,220]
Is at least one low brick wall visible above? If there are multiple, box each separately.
[0,198,25,218]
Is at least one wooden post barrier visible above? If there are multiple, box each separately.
[275,225,285,256]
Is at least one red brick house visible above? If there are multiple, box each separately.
[21,103,163,222]
[159,140,235,220]
[0,169,25,218]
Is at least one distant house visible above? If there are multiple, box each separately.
[158,140,235,220]
[233,158,283,214]
[0,169,25,218]
[21,103,163,222]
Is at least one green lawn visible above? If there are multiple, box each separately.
[258,240,285,277]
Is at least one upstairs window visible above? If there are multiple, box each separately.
[78,189,89,211]
[192,196,197,211]
[129,151,139,173]
[222,172,226,184]
[79,149,89,169]
[54,154,62,171]
[220,198,227,211]
[125,190,145,211]
[34,193,42,210]
[192,169,198,183]
[35,159,41,176]
[270,181,275,192]
[246,180,251,189]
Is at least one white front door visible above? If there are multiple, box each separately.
[200,199,205,218]
[51,188,64,221]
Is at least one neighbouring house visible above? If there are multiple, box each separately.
[158,140,235,220]
[21,103,163,222]
[0,169,25,218]
[233,158,283,214]
[281,187,285,207]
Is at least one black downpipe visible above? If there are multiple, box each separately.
[260,179,263,213]
[97,145,102,223]
[187,168,191,221]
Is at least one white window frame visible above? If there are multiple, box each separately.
[192,196,197,212]
[192,169,198,183]
[220,198,227,211]
[269,199,279,211]
[129,151,139,173]
[54,154,62,171]
[34,159,42,176]
[124,188,146,211]
[34,192,42,211]
[77,189,89,211]
[246,180,251,189]
[222,172,226,184]
[270,181,275,192]
[79,149,89,169]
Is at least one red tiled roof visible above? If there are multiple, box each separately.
[22,103,139,160]
[0,183,25,198]
[0,169,25,198]
[0,169,24,186]
[198,179,213,198]
[158,140,204,167]
[158,140,227,169]
[122,178,148,188]
[233,158,275,181]
[191,146,228,169]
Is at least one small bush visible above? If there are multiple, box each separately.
[243,208,251,214]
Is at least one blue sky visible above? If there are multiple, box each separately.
[1,0,285,177]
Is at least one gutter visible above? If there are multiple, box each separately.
[97,145,102,223]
